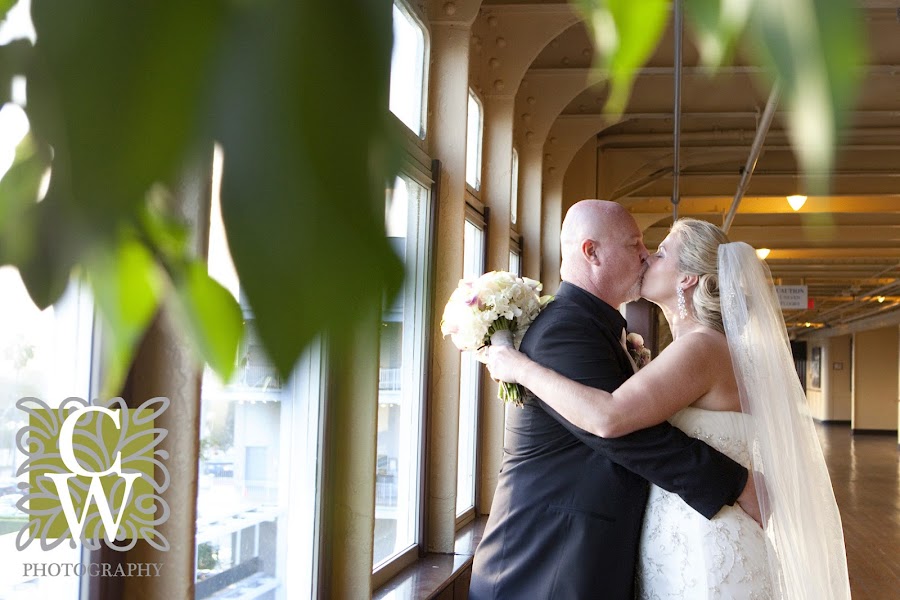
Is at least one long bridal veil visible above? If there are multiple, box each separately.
[719,242,851,600]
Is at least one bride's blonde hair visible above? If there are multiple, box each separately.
[669,218,730,333]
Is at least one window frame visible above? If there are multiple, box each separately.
[371,161,436,587]
[389,0,430,139]
[465,89,485,193]
[455,201,487,525]
[194,144,328,600]
[0,273,97,600]
[281,339,328,599]
[509,233,522,278]
[510,146,519,227]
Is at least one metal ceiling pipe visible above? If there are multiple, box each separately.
[671,0,684,221]
[839,299,900,325]
[808,284,900,327]
[816,276,900,321]
[595,126,900,148]
[722,82,782,232]
[610,167,674,201]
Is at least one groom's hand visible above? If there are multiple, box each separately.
[736,472,765,527]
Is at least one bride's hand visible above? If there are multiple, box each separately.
[478,345,526,384]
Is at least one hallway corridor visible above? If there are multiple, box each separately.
[818,424,900,599]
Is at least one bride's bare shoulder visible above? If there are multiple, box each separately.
[661,328,732,369]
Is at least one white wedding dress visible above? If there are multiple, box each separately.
[635,242,850,600]
[636,407,775,599]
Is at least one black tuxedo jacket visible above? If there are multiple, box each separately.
[469,282,748,600]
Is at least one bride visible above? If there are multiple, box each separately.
[482,218,851,599]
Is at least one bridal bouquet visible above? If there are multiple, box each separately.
[441,271,553,406]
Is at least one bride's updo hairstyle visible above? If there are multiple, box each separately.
[669,218,730,333]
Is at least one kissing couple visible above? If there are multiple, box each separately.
[469,200,850,600]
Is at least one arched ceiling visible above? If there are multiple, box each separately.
[491,0,900,336]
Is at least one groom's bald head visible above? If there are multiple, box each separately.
[560,200,648,306]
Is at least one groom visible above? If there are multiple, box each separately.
[469,200,759,599]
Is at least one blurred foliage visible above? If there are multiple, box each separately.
[578,0,671,114]
[0,0,866,395]
[575,0,865,193]
[0,0,403,396]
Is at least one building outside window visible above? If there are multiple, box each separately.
[0,271,92,600]
[374,173,431,568]
[195,146,324,600]
[456,216,485,516]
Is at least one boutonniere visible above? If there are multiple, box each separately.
[626,332,652,369]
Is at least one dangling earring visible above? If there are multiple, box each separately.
[676,286,687,319]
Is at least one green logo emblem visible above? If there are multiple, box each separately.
[15,397,170,551]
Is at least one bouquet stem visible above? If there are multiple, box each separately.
[489,323,524,407]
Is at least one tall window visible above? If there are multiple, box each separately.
[457,215,485,517]
[389,2,428,137]
[510,234,522,278]
[1,4,86,591]
[0,271,92,600]
[509,250,521,278]
[465,91,484,191]
[510,147,519,225]
[373,173,431,568]
[195,146,324,600]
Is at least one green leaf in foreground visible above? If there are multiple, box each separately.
[576,0,671,114]
[214,0,404,377]
[0,0,15,23]
[85,237,166,398]
[171,261,243,383]
[751,0,865,193]
[685,0,752,68]
[0,134,50,266]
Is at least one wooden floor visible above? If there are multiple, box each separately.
[817,423,900,599]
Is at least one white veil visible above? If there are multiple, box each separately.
[718,242,851,600]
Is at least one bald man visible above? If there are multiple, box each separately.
[469,200,752,599]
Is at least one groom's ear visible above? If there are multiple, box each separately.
[679,273,699,289]
[582,239,602,265]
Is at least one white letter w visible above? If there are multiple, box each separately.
[47,406,141,543]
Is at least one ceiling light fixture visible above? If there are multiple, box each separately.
[787,195,807,211]
[756,248,771,260]
[877,296,886,303]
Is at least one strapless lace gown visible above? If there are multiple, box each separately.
[637,407,775,599]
